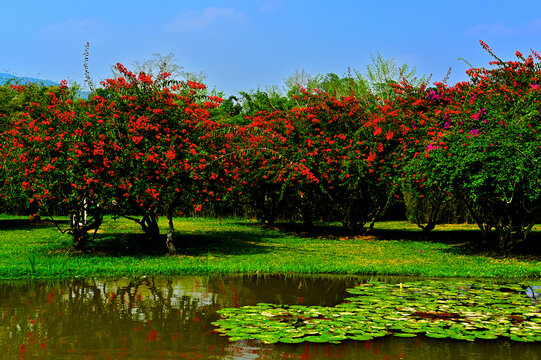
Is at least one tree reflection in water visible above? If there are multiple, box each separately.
[0,275,539,359]
[0,276,228,358]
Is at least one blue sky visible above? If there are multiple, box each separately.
[2,0,541,96]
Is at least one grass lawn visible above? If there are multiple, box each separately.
[0,215,539,279]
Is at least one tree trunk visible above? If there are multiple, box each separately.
[421,220,436,233]
[302,202,313,230]
[139,210,177,254]
[141,212,161,243]
[415,194,443,232]
[367,204,385,234]
[70,203,103,251]
[166,213,177,255]
[72,228,88,250]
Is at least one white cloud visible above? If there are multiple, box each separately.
[163,7,248,33]
[258,0,284,12]
[467,18,541,36]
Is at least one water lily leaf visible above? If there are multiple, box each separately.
[304,336,329,343]
[475,333,499,340]
[228,336,252,341]
[279,337,305,344]
[510,335,536,342]
[450,334,476,341]
[393,332,417,338]
[348,334,374,341]
[425,332,449,339]
[401,327,426,333]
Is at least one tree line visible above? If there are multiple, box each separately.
[0,42,539,253]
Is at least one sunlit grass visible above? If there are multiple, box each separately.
[0,215,539,279]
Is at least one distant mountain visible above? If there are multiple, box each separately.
[0,73,59,87]
[78,90,91,100]
[0,73,92,99]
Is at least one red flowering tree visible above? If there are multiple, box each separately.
[90,64,223,253]
[0,65,222,253]
[284,88,401,230]
[213,85,404,231]
[384,77,463,231]
[0,83,37,215]
[209,108,294,224]
[203,89,306,225]
[391,42,541,251]
[0,81,111,248]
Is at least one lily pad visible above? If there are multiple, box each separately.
[213,280,541,344]
[348,334,374,341]
[393,332,418,338]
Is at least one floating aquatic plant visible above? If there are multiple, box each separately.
[212,281,541,344]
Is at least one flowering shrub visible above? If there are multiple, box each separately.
[389,42,541,251]
[1,81,109,247]
[0,66,222,252]
[283,89,398,230]
[88,64,222,252]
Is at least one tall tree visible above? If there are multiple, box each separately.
[361,52,427,101]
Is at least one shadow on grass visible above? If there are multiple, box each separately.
[248,221,541,259]
[373,228,541,259]
[80,229,278,257]
[0,218,70,230]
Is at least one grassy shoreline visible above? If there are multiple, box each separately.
[0,215,540,280]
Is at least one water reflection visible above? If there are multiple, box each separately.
[0,275,539,359]
[527,286,540,302]
[1,278,204,358]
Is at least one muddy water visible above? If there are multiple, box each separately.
[0,275,539,359]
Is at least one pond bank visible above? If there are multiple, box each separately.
[0,215,540,279]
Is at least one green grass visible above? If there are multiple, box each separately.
[0,215,539,279]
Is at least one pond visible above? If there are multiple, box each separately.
[0,275,539,359]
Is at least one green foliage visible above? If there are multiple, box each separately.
[363,52,428,101]
[310,72,370,98]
